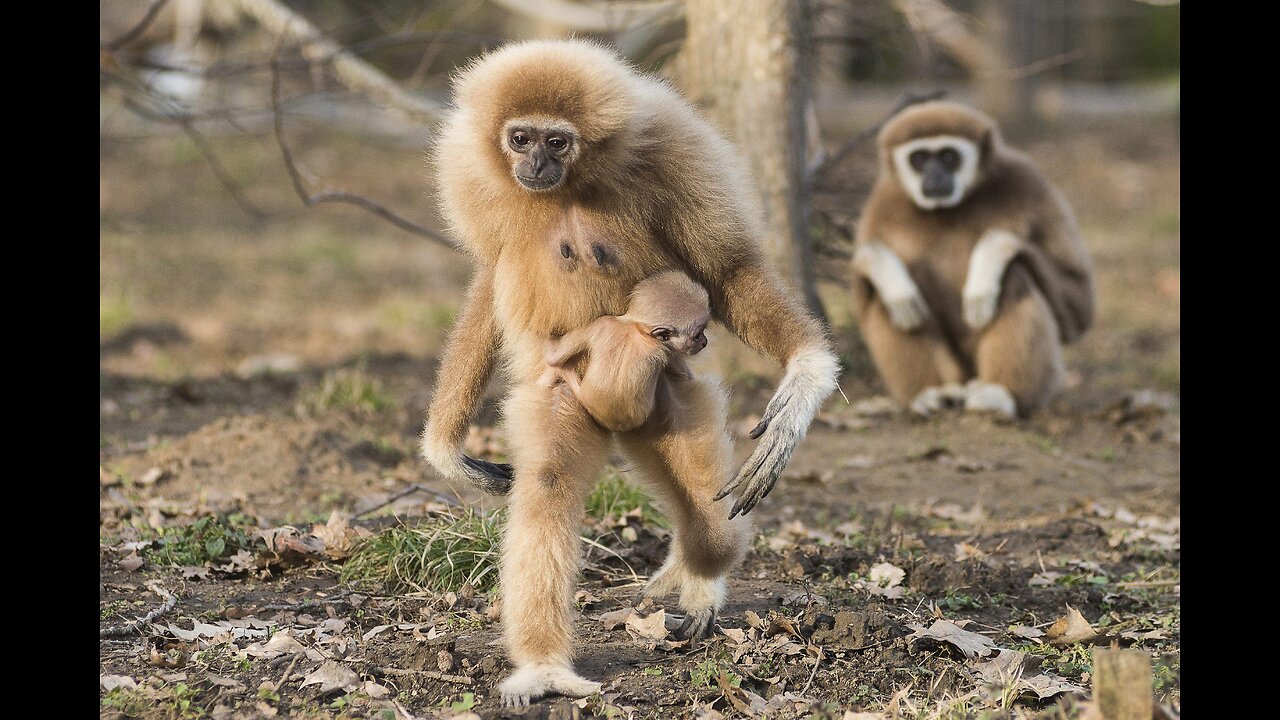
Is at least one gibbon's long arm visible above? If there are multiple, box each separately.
[852,240,930,331]
[543,327,592,368]
[705,261,840,518]
[420,268,513,495]
[962,229,1022,330]
[1023,187,1096,343]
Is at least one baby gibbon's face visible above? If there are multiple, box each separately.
[650,320,709,356]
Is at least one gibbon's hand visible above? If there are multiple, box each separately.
[962,285,1000,330]
[461,455,514,495]
[884,287,930,331]
[963,229,1022,330]
[714,348,837,518]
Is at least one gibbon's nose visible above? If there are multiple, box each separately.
[922,166,954,198]
[691,332,708,354]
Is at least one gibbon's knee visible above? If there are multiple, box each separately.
[977,262,1063,414]
[860,295,963,406]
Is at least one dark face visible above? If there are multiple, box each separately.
[651,322,709,356]
[908,146,962,199]
[507,125,575,191]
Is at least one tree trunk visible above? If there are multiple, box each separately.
[677,0,826,322]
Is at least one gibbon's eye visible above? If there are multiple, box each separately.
[909,149,930,171]
[938,147,961,170]
[548,136,568,151]
[510,131,531,149]
[652,328,672,341]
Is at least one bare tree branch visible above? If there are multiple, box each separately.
[270,50,452,247]
[808,89,945,187]
[103,0,172,51]
[232,0,441,123]
[489,0,682,31]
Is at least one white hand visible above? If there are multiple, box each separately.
[854,241,930,331]
[963,230,1022,331]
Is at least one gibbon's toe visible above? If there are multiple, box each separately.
[675,608,717,640]
[910,384,965,416]
[964,381,1017,418]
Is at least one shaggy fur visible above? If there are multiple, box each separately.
[419,39,837,706]
[852,101,1096,417]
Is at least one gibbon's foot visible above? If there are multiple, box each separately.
[498,665,602,707]
[909,384,967,416]
[674,607,717,640]
[639,562,680,601]
[964,381,1017,418]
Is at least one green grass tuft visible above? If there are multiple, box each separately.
[585,468,668,528]
[304,366,393,414]
[339,508,503,594]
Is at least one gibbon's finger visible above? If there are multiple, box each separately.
[728,427,797,518]
[748,418,769,439]
[712,474,744,501]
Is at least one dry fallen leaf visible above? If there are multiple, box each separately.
[244,631,307,659]
[971,648,1085,700]
[300,661,360,694]
[100,675,137,691]
[626,609,670,641]
[597,608,636,631]
[362,680,390,699]
[868,562,905,588]
[1045,606,1098,646]
[908,620,997,659]
[207,674,243,690]
[1009,625,1045,641]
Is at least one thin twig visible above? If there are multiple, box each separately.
[121,98,266,220]
[809,89,946,186]
[100,585,177,637]
[800,646,824,695]
[269,45,452,246]
[370,666,473,685]
[277,652,303,688]
[357,484,461,518]
[103,0,172,51]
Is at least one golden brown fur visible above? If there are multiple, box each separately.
[540,271,708,433]
[852,101,1095,416]
[420,39,838,705]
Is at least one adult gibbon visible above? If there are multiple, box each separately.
[418,40,839,705]
[852,101,1095,418]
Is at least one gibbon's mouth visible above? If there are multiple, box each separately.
[515,174,564,191]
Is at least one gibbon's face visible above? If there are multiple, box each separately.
[650,319,710,356]
[892,135,980,210]
[501,118,580,192]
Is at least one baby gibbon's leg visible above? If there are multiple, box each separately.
[497,380,611,706]
[616,376,749,639]
[857,293,967,414]
[970,263,1063,417]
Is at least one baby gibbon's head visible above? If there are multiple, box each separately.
[628,272,711,355]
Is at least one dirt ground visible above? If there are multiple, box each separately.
[100,107,1179,719]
